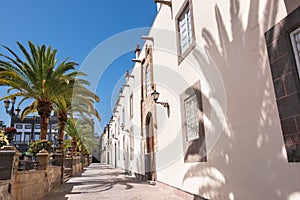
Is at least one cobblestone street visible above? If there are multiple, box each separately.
[45,163,182,200]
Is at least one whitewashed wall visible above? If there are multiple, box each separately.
[106,0,300,199]
[146,0,300,199]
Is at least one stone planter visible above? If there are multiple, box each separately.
[0,150,21,180]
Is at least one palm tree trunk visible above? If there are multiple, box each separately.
[37,100,53,141]
[58,121,66,146]
[71,138,77,156]
[40,116,49,140]
[57,111,67,151]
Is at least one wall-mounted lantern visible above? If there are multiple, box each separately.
[151,89,170,117]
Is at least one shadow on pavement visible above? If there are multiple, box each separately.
[45,164,149,200]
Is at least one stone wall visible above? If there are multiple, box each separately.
[0,180,11,200]
[10,166,61,200]
[0,149,91,200]
[65,155,91,177]
[0,150,20,181]
[72,156,82,176]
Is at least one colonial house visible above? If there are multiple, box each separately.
[100,1,300,199]
[13,116,59,152]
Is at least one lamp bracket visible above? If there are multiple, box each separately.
[156,102,170,118]
[126,71,135,79]
[126,75,134,78]
[157,102,169,107]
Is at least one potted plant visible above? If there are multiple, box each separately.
[4,127,16,145]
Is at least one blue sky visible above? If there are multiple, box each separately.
[0,1,157,134]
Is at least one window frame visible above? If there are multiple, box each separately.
[180,80,207,163]
[175,0,196,64]
[35,124,40,129]
[145,64,151,96]
[130,94,133,119]
[15,132,22,142]
[34,132,40,141]
[290,27,300,79]
[130,126,134,160]
[118,116,120,135]
[15,124,23,129]
[265,6,300,162]
[122,107,125,126]
[118,140,120,160]
[25,124,32,129]
[184,94,200,141]
[24,132,31,142]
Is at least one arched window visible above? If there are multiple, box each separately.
[145,64,151,96]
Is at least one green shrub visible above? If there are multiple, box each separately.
[28,140,52,156]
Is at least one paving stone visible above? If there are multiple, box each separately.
[45,163,182,200]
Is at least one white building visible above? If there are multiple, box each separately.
[101,1,300,199]
[13,116,58,152]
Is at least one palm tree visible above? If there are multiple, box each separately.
[0,41,77,142]
[65,117,97,155]
[65,117,80,155]
[76,118,98,154]
[53,76,100,152]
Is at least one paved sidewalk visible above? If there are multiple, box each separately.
[45,163,182,200]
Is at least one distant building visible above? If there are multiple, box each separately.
[12,115,59,152]
[99,126,109,164]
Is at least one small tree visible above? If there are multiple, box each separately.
[64,139,72,152]
[28,140,52,157]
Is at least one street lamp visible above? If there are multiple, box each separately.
[151,89,170,117]
[4,97,20,127]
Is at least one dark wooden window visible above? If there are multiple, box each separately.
[15,124,22,129]
[130,94,133,119]
[25,124,32,129]
[118,141,120,160]
[122,107,125,126]
[130,126,134,160]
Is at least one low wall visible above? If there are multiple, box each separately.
[65,155,92,177]
[11,166,61,200]
[0,180,11,200]
[72,156,82,176]
[1,150,91,200]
